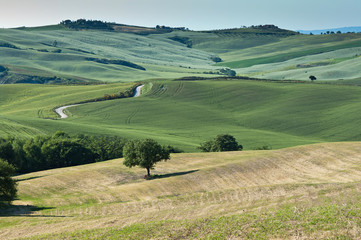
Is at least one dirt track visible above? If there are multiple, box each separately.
[55,85,144,119]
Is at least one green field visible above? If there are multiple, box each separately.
[2,79,361,151]
[0,27,219,83]
[1,142,361,239]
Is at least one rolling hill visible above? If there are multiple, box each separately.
[1,142,361,239]
[0,27,218,84]
[2,79,361,152]
[1,21,361,239]
[298,26,361,35]
[0,22,360,83]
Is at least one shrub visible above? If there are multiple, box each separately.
[254,145,272,150]
[199,134,242,152]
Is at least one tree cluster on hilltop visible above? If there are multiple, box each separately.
[60,19,114,31]
[155,25,189,31]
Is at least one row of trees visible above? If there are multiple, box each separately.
[0,132,127,174]
[60,19,113,31]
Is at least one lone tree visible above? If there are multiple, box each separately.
[0,159,17,205]
[309,75,317,81]
[123,139,170,177]
[199,134,243,152]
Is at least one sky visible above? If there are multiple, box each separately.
[1,0,360,30]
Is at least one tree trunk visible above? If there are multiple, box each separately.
[146,167,150,177]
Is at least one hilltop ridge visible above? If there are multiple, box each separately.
[298,26,361,35]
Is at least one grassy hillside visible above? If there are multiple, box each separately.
[1,142,361,239]
[1,24,360,83]
[213,33,361,81]
[0,28,218,83]
[0,82,134,137]
[2,79,361,151]
[157,29,361,81]
[235,46,361,80]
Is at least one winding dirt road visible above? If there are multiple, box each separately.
[55,84,144,119]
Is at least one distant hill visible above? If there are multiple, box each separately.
[1,20,360,84]
[298,26,361,35]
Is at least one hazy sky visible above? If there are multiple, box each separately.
[1,0,360,30]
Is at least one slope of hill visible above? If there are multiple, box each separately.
[2,79,361,151]
[236,46,361,80]
[0,82,135,137]
[214,33,361,80]
[1,22,360,83]
[1,142,361,239]
[0,27,218,83]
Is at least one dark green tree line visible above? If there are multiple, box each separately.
[0,132,127,174]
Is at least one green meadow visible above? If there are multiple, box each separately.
[0,27,217,83]
[2,79,361,151]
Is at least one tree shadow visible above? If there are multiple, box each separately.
[15,175,45,182]
[0,204,67,218]
[148,169,199,180]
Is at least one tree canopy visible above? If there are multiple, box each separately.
[0,133,127,174]
[309,75,317,81]
[199,134,243,152]
[123,139,170,177]
[0,159,17,204]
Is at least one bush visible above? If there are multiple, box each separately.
[163,145,183,153]
[254,145,272,150]
[220,68,236,77]
[211,56,222,63]
[199,134,242,152]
